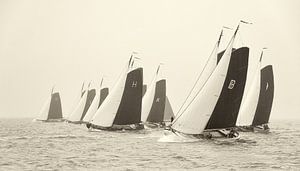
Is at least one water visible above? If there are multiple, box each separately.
[0,118,299,170]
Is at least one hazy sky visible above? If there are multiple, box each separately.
[0,0,299,120]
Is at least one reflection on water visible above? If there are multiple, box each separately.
[0,118,299,170]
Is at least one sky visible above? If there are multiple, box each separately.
[0,0,299,120]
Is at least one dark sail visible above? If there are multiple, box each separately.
[205,47,249,129]
[98,88,109,108]
[80,89,96,120]
[252,65,274,126]
[146,80,166,122]
[142,84,147,97]
[113,68,143,125]
[47,92,63,120]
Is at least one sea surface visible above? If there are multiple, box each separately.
[0,118,299,170]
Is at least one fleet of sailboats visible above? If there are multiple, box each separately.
[34,21,275,141]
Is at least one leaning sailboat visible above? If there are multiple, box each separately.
[141,65,175,128]
[35,87,64,122]
[90,55,144,131]
[162,24,240,141]
[237,50,274,132]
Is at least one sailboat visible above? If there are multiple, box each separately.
[203,46,249,138]
[141,65,175,128]
[83,78,109,124]
[237,50,274,132]
[161,23,244,141]
[90,55,144,131]
[67,83,96,124]
[35,86,64,122]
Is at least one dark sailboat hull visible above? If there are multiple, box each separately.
[205,47,249,130]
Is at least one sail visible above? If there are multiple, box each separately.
[142,85,147,97]
[36,96,51,121]
[252,65,274,126]
[80,89,96,120]
[236,59,262,126]
[47,92,63,120]
[205,47,249,129]
[145,80,166,123]
[176,31,222,117]
[163,96,175,121]
[113,68,143,125]
[171,28,237,135]
[83,88,109,123]
[68,90,88,122]
[91,67,143,127]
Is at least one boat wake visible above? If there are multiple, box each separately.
[157,131,200,143]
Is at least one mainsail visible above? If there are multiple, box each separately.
[91,57,143,127]
[252,65,274,126]
[171,26,239,135]
[205,47,249,129]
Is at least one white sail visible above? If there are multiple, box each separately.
[36,96,51,121]
[141,79,157,122]
[171,29,237,135]
[176,33,221,117]
[236,61,261,126]
[82,89,100,122]
[68,89,88,122]
[163,96,175,121]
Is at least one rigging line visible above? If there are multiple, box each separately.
[174,29,223,118]
[173,26,239,125]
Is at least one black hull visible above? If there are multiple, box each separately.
[90,123,144,131]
